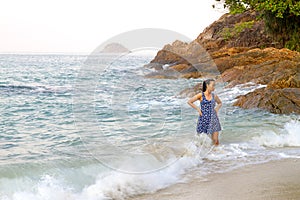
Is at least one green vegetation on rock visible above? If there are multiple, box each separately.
[218,20,255,40]
[213,0,300,51]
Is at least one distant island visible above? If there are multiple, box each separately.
[100,43,131,53]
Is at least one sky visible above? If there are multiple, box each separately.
[0,0,227,54]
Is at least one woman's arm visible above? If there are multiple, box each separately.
[214,94,222,113]
[187,93,202,116]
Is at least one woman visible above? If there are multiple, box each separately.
[187,79,222,146]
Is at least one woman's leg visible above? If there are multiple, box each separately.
[212,132,219,146]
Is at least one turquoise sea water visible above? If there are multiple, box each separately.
[0,53,299,199]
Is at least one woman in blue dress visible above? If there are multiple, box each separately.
[187,79,222,146]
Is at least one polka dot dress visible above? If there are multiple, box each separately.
[196,91,222,135]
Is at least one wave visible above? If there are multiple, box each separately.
[1,130,296,200]
[0,133,261,200]
[0,135,209,200]
[251,119,300,147]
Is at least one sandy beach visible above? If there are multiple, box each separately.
[130,158,300,200]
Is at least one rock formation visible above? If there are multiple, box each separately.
[143,10,300,114]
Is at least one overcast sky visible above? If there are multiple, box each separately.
[0,0,227,54]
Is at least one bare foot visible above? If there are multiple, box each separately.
[214,139,219,146]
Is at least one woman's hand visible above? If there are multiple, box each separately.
[214,108,219,116]
[214,94,222,116]
[198,109,203,116]
[187,93,203,116]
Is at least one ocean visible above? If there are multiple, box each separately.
[0,53,299,200]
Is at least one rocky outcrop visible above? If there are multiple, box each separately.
[220,47,300,87]
[233,87,300,114]
[143,10,300,114]
[144,40,218,79]
[196,10,278,53]
[144,10,277,80]
[217,47,300,114]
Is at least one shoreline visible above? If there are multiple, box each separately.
[130,157,300,200]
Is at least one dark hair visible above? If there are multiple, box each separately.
[202,78,215,92]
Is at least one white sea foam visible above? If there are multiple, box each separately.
[218,82,267,104]
[251,119,300,147]
[1,130,297,200]
[0,137,208,200]
[278,152,300,159]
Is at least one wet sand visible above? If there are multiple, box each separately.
[130,158,300,200]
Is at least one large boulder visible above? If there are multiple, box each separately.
[221,48,300,114]
[220,48,300,87]
[233,87,300,114]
